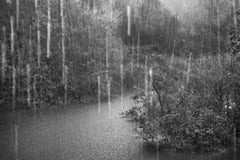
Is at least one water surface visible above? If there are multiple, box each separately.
[0,93,239,160]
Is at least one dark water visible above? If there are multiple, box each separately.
[0,93,239,160]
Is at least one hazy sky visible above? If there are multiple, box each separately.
[160,0,200,24]
[160,0,197,14]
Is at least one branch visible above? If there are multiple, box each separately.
[152,81,164,110]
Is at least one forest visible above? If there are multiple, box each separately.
[0,0,240,156]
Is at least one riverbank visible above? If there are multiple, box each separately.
[121,54,240,153]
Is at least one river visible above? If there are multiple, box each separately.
[0,93,239,160]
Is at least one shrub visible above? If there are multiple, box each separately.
[123,55,240,152]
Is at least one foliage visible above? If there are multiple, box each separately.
[0,0,141,110]
[228,10,240,56]
[123,55,240,152]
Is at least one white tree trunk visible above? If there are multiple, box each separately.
[98,75,101,114]
[16,0,19,30]
[10,17,14,56]
[27,64,31,108]
[107,77,111,105]
[216,0,221,55]
[120,44,124,103]
[1,26,6,82]
[10,16,16,110]
[47,0,51,58]
[29,25,32,62]
[144,56,148,95]
[12,66,16,110]
[170,53,174,70]
[110,0,113,20]
[233,0,237,30]
[1,43,6,82]
[61,0,66,83]
[137,31,140,67]
[35,0,41,67]
[106,30,109,82]
[186,53,192,84]
[127,5,131,36]
[33,76,37,110]
[170,40,176,70]
[93,0,96,14]
[149,67,153,106]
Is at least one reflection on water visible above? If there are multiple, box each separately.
[14,124,18,160]
[0,93,239,160]
[97,76,101,115]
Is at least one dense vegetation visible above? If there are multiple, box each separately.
[0,0,240,152]
[122,54,240,151]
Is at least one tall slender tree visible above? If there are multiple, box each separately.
[47,0,51,58]
[61,0,66,83]
[1,26,7,82]
[120,44,124,103]
[137,31,140,67]
[35,0,41,67]
[27,26,32,108]
[216,0,221,55]
[144,56,148,95]
[97,75,101,114]
[10,16,16,110]
[186,53,192,84]
[16,0,19,30]
[27,64,31,107]
[93,0,96,14]
[127,5,131,36]
[106,30,109,83]
[232,0,237,30]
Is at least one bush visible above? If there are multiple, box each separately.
[122,55,240,152]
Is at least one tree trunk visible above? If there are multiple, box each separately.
[131,39,134,72]
[29,25,32,62]
[27,64,31,108]
[64,65,68,104]
[120,44,124,103]
[127,5,131,36]
[35,0,41,67]
[47,0,51,58]
[12,66,16,110]
[1,26,7,83]
[60,0,66,83]
[137,31,140,67]
[186,53,192,84]
[97,75,101,114]
[33,75,37,110]
[144,56,148,95]
[233,0,237,30]
[170,40,175,70]
[16,0,19,30]
[216,0,221,55]
[106,30,109,83]
[149,67,153,106]
[10,16,16,110]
